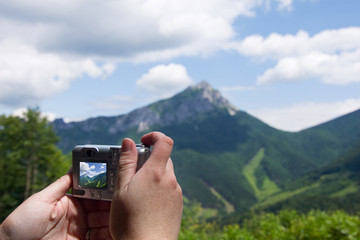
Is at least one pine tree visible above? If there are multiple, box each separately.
[0,108,70,221]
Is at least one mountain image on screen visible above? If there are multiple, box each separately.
[79,172,107,188]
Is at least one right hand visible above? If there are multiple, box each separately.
[110,132,183,240]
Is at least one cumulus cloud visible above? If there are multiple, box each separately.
[0,0,258,59]
[231,27,360,85]
[257,50,360,84]
[0,40,115,107]
[0,0,300,61]
[0,0,297,107]
[80,162,96,177]
[248,98,360,132]
[136,64,193,97]
[80,162,105,177]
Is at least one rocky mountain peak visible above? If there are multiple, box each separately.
[187,81,238,114]
[106,81,239,134]
[191,80,213,91]
[54,81,240,140]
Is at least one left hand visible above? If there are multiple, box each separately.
[0,172,112,240]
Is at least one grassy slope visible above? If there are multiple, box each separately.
[242,148,280,201]
[251,143,360,212]
[207,185,235,213]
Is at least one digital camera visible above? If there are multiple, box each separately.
[71,144,151,201]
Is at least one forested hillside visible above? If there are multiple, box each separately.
[53,82,360,213]
[253,143,360,214]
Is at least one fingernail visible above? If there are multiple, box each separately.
[121,138,131,152]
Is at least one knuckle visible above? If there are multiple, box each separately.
[162,135,174,147]
[169,177,179,190]
[150,168,164,183]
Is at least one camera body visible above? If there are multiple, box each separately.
[72,144,151,201]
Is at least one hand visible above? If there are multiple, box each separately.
[110,132,183,240]
[0,172,111,240]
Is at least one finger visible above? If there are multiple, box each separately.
[141,132,174,169]
[115,138,138,191]
[87,211,110,228]
[39,173,72,202]
[90,227,112,240]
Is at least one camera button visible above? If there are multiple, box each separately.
[97,194,102,199]
[109,170,115,177]
[90,193,94,198]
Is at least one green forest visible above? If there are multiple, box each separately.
[79,172,107,188]
[1,108,360,239]
[180,202,360,239]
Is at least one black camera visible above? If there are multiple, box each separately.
[71,144,151,201]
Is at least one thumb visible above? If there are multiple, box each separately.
[115,138,138,191]
[38,173,72,202]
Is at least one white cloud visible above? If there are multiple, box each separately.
[248,98,360,132]
[277,0,293,11]
[0,0,297,61]
[257,50,360,84]
[11,107,57,121]
[0,40,115,107]
[231,27,360,85]
[80,162,105,177]
[80,162,96,177]
[136,64,193,97]
[0,0,296,108]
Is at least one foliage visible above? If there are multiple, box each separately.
[180,203,360,240]
[0,108,70,222]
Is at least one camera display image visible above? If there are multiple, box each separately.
[79,162,107,188]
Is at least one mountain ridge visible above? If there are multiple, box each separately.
[53,81,360,213]
[53,81,241,152]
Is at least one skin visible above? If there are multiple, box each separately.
[0,131,183,240]
[110,132,183,240]
[0,172,111,240]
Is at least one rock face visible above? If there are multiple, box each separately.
[53,81,239,151]
[107,81,238,133]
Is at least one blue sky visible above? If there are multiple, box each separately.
[0,0,359,131]
[80,162,106,178]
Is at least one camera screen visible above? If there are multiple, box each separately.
[79,162,107,188]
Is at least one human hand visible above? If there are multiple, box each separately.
[0,172,111,240]
[110,132,183,240]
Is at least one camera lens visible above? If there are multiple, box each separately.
[87,149,93,157]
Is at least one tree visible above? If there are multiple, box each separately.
[0,108,70,221]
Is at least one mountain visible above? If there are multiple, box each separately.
[79,172,107,188]
[53,81,360,212]
[54,81,238,153]
[252,143,360,214]
[79,174,91,186]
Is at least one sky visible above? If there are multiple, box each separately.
[0,0,359,132]
[80,162,106,178]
